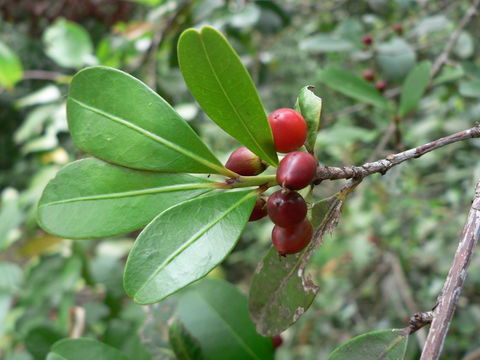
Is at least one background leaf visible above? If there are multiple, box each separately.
[0,40,23,88]
[398,61,432,117]
[327,329,408,360]
[299,34,354,53]
[178,26,278,167]
[176,278,274,360]
[318,67,389,108]
[294,85,322,151]
[67,66,228,175]
[42,19,94,68]
[169,318,205,360]
[38,158,213,239]
[124,190,257,304]
[46,338,130,360]
[376,38,416,81]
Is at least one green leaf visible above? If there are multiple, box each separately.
[25,326,64,360]
[376,38,416,81]
[176,278,274,360]
[0,188,23,251]
[300,34,354,53]
[398,61,431,117]
[38,158,213,239]
[124,190,257,304]
[327,329,408,360]
[318,67,389,109]
[294,86,323,151]
[47,338,130,360]
[0,262,23,294]
[67,66,229,175]
[178,26,278,167]
[459,79,480,98]
[169,318,205,360]
[43,20,94,68]
[0,41,23,88]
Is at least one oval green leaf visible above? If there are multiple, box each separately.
[177,278,274,360]
[327,329,408,360]
[67,66,229,175]
[46,338,130,360]
[124,190,257,304]
[398,61,431,117]
[318,67,389,109]
[178,26,278,167]
[294,85,323,151]
[169,318,206,360]
[0,40,23,88]
[37,158,214,239]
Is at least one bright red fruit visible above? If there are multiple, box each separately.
[362,69,376,82]
[276,152,317,190]
[225,146,267,176]
[249,196,267,222]
[267,190,307,227]
[272,335,283,349]
[268,108,307,153]
[272,218,313,255]
[362,35,373,46]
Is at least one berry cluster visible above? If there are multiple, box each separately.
[225,108,317,256]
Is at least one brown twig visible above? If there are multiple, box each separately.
[314,124,480,182]
[403,310,434,336]
[420,179,480,359]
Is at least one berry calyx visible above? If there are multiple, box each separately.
[272,218,313,255]
[249,196,268,222]
[272,335,283,349]
[362,69,376,82]
[267,190,307,227]
[276,152,317,190]
[362,35,373,46]
[268,108,307,153]
[375,80,387,93]
[225,146,267,176]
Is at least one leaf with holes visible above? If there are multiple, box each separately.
[67,66,229,175]
[178,26,278,167]
[124,190,257,304]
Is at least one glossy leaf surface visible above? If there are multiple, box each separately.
[169,318,205,360]
[67,66,227,174]
[124,190,257,304]
[0,41,23,88]
[399,61,431,117]
[177,278,274,360]
[327,329,408,360]
[38,158,213,239]
[46,338,130,360]
[178,26,278,167]
[318,67,389,109]
[295,85,322,151]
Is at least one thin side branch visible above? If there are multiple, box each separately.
[420,179,480,360]
[314,124,480,182]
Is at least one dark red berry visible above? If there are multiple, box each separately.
[249,196,267,222]
[393,23,403,35]
[267,190,307,227]
[362,35,373,46]
[272,218,313,255]
[272,335,283,349]
[225,146,267,176]
[362,69,376,82]
[375,80,387,93]
[276,152,317,190]
[268,108,307,153]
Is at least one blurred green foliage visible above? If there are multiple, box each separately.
[0,0,479,359]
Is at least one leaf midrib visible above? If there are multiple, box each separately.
[69,97,226,174]
[40,182,213,206]
[196,32,276,166]
[134,191,255,299]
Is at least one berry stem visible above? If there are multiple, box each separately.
[215,174,277,189]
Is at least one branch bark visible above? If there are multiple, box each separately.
[314,124,480,182]
[420,179,480,360]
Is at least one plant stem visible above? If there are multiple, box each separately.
[214,174,277,189]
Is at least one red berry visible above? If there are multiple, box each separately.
[375,80,387,93]
[268,108,307,153]
[276,152,317,190]
[272,335,283,349]
[272,218,313,255]
[249,196,267,222]
[393,23,403,35]
[362,69,376,82]
[362,35,373,46]
[225,146,267,176]
[267,190,307,227]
